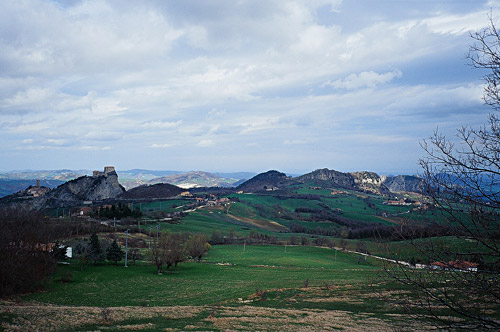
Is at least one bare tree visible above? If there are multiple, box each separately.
[385,16,500,330]
[186,234,211,262]
[0,209,57,296]
[149,232,187,274]
[164,232,187,270]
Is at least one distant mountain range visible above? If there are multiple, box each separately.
[236,169,423,195]
[0,167,424,211]
[0,169,256,197]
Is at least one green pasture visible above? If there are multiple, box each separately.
[24,245,380,308]
[363,236,489,263]
[136,199,192,213]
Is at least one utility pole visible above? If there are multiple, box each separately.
[156,223,160,241]
[149,226,152,249]
[125,229,130,267]
[243,240,246,252]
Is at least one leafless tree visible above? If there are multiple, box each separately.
[0,209,57,296]
[149,232,187,274]
[385,16,500,330]
[186,234,211,262]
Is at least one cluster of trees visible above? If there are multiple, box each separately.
[0,207,144,296]
[95,203,142,219]
[209,228,341,248]
[0,209,62,296]
[73,232,130,266]
[289,222,337,237]
[150,232,210,274]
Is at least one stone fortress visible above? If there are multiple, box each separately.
[92,166,116,177]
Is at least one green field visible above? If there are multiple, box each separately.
[24,245,379,307]
[6,244,416,332]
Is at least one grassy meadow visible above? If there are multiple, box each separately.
[1,244,427,332]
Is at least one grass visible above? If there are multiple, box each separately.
[24,245,379,307]
[7,244,477,331]
[137,199,193,213]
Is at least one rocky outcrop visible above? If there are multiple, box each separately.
[350,171,391,195]
[45,171,125,203]
[296,169,356,188]
[0,169,125,210]
[295,169,392,195]
[383,175,424,193]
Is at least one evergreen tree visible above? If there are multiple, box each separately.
[87,232,105,264]
[106,239,124,264]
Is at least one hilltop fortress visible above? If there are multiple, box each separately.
[93,166,116,177]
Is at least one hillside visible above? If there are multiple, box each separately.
[383,175,424,193]
[295,168,356,188]
[119,182,184,199]
[294,168,392,195]
[236,170,294,193]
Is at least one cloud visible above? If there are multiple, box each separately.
[197,139,214,148]
[0,0,494,173]
[151,143,173,149]
[79,145,111,151]
[142,120,182,129]
[324,70,403,90]
[283,139,312,145]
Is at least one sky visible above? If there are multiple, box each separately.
[1,0,498,175]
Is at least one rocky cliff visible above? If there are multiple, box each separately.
[383,175,424,193]
[295,168,356,188]
[350,171,391,195]
[0,170,125,209]
[46,171,125,203]
[295,169,392,195]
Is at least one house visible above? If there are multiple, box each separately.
[430,260,479,272]
[383,199,411,206]
[331,190,348,195]
[75,207,93,216]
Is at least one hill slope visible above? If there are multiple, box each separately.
[236,170,294,193]
[119,183,184,199]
